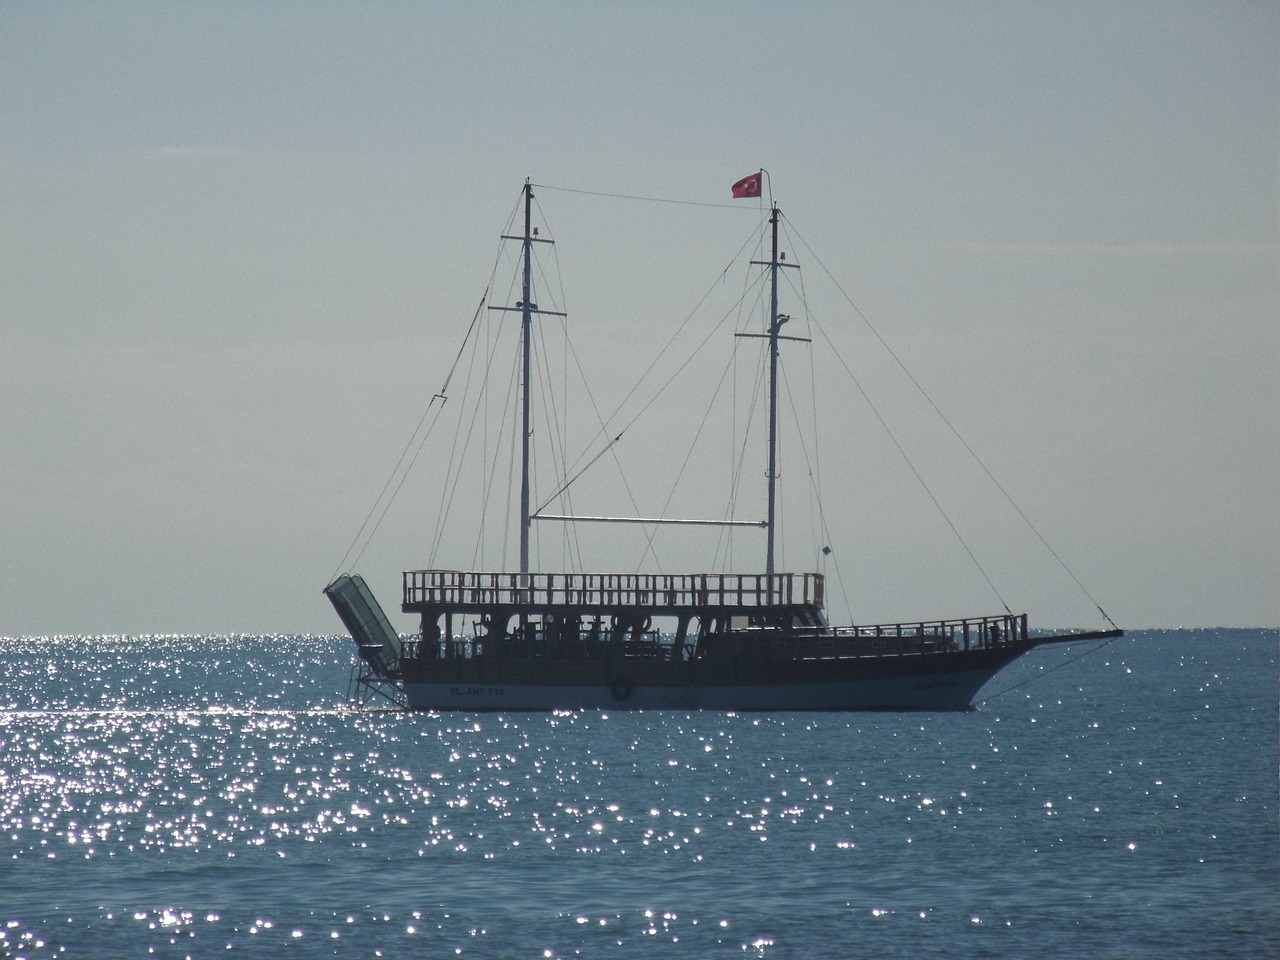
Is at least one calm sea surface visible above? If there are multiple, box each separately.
[1,629,1275,959]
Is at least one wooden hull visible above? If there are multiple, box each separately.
[400,645,1026,711]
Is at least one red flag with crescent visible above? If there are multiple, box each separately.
[731,173,762,198]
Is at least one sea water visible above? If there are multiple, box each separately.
[0,629,1275,959]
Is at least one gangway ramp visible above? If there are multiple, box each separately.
[324,574,403,681]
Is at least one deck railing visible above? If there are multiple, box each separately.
[403,570,825,610]
[802,613,1028,651]
[407,612,1029,662]
[671,613,1028,654]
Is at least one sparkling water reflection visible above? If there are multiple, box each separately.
[1,630,1276,958]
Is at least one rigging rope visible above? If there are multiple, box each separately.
[550,219,768,488]
[333,186,535,581]
[529,199,585,571]
[810,315,1013,615]
[534,434,622,515]
[541,305,653,563]
[328,289,488,583]
[336,180,1117,645]
[532,182,751,211]
[433,296,511,565]
[499,346,521,569]
[636,340,741,573]
[786,217,1118,631]
[715,338,767,571]
[792,257,853,620]
[439,186,553,570]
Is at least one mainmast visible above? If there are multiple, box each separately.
[520,181,533,580]
[741,197,805,595]
[766,203,781,582]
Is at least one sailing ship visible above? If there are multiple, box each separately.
[325,176,1121,710]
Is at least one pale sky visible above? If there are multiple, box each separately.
[2,1,1276,635]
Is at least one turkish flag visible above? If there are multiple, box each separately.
[731,173,762,198]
